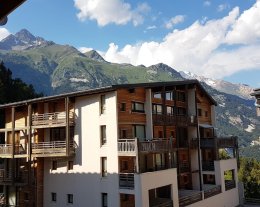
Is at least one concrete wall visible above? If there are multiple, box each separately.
[135,168,179,207]
[43,91,120,207]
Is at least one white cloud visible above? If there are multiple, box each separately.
[78,47,93,53]
[0,28,10,41]
[204,1,211,6]
[165,15,185,29]
[79,2,260,80]
[74,0,150,26]
[225,0,260,44]
[217,3,230,12]
[146,25,157,30]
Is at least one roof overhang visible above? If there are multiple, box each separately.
[0,0,26,25]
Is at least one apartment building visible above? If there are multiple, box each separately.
[251,88,260,116]
[0,80,239,207]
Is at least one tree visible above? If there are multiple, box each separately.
[238,157,260,199]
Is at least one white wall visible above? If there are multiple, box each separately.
[43,91,120,207]
[135,168,179,207]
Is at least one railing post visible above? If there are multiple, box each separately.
[135,138,139,173]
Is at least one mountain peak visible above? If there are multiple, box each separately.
[0,29,52,51]
[15,29,36,43]
[84,50,106,63]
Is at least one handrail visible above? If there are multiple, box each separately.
[32,141,75,155]
[179,191,202,207]
[204,185,221,199]
[0,144,25,155]
[32,111,75,126]
[119,173,135,189]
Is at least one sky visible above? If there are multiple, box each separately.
[0,0,260,88]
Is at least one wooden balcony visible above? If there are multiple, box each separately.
[199,136,238,149]
[119,173,135,189]
[32,141,75,157]
[118,138,175,155]
[139,138,175,153]
[0,144,26,158]
[32,111,75,128]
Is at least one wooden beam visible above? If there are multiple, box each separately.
[0,0,26,20]
[27,104,32,185]
[65,97,70,156]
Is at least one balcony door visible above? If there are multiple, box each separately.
[132,125,146,141]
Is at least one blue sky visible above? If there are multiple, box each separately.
[0,0,260,87]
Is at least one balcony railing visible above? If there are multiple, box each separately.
[32,111,75,127]
[32,141,75,157]
[118,139,137,155]
[150,198,173,207]
[118,138,175,154]
[179,191,202,207]
[225,180,236,191]
[204,185,221,199]
[202,160,215,171]
[200,136,238,149]
[0,144,26,157]
[119,173,134,189]
[139,139,175,152]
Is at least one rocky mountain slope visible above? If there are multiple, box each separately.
[0,29,259,152]
[180,71,254,100]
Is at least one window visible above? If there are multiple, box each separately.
[51,193,57,202]
[67,194,73,204]
[166,91,174,100]
[153,104,162,114]
[52,161,57,170]
[131,102,144,113]
[153,92,162,99]
[205,111,208,117]
[177,91,186,102]
[133,125,146,140]
[68,161,73,170]
[167,106,174,115]
[177,107,187,116]
[102,193,108,207]
[101,157,107,177]
[198,109,202,116]
[120,103,126,111]
[120,129,127,139]
[100,125,107,145]
[100,95,106,114]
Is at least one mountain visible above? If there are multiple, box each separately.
[0,29,259,156]
[180,71,254,100]
[0,29,54,51]
[84,50,106,63]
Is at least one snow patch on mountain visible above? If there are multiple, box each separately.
[245,124,255,132]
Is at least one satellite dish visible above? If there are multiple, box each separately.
[0,16,8,26]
